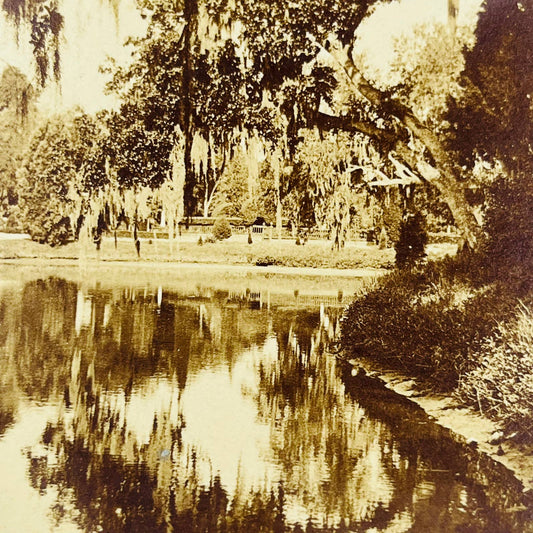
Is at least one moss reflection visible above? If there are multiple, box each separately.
[0,278,532,532]
[254,311,533,532]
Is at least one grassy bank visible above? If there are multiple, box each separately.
[340,254,533,443]
[0,234,399,270]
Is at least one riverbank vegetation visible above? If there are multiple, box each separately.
[341,254,533,443]
[341,178,533,441]
[340,0,533,444]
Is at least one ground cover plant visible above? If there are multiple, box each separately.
[455,302,533,442]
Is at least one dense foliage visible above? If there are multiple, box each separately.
[211,217,231,240]
[456,302,533,441]
[0,66,35,230]
[341,261,517,389]
[394,212,428,269]
[340,0,533,443]
[3,0,528,257]
[17,112,106,245]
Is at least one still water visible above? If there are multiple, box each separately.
[0,272,532,533]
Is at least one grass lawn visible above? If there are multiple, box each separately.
[0,234,397,269]
[0,233,456,270]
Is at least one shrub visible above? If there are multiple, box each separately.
[212,218,232,241]
[455,301,533,441]
[340,262,515,391]
[250,248,394,269]
[380,200,402,244]
[255,255,280,267]
[378,227,388,249]
[24,214,73,246]
[4,207,23,232]
[395,212,428,269]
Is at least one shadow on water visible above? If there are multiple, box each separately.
[341,367,533,532]
[0,277,532,532]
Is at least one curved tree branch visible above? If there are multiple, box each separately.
[313,37,481,246]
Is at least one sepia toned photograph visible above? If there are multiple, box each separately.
[0,0,532,531]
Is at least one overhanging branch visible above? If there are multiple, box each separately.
[310,35,482,246]
[314,111,396,144]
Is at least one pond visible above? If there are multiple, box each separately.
[0,269,532,533]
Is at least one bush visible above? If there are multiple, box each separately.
[250,247,394,269]
[455,301,533,441]
[395,212,428,268]
[380,200,402,244]
[255,255,280,267]
[378,227,388,249]
[3,207,24,233]
[212,218,232,241]
[24,214,73,246]
[340,262,515,390]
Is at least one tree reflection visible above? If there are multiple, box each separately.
[0,278,531,532]
[341,367,533,532]
[254,310,533,532]
[15,278,289,532]
[255,309,406,528]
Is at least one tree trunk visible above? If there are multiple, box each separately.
[181,0,199,219]
[276,195,282,240]
[133,211,141,259]
[203,190,209,218]
[274,163,282,240]
[393,141,480,248]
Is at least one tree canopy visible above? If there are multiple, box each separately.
[2,0,531,263]
[18,111,106,244]
[0,66,35,222]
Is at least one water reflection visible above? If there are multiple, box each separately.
[0,277,532,532]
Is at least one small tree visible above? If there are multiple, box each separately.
[18,113,106,245]
[0,67,36,227]
[395,212,428,269]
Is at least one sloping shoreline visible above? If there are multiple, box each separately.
[346,356,533,494]
[0,256,388,278]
